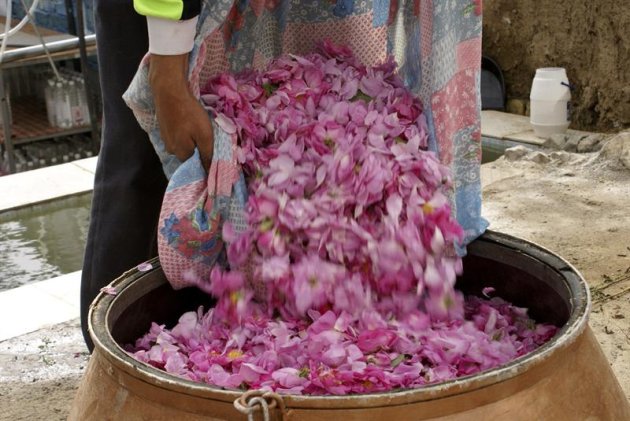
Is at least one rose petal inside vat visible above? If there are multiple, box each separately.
[109,235,570,396]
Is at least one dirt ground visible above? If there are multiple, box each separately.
[483,1,630,132]
[1,140,630,419]
[0,320,88,420]
[482,139,630,397]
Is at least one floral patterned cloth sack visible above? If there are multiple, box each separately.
[123,0,487,288]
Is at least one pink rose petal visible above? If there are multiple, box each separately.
[100,286,117,296]
[137,262,153,272]
[128,42,557,396]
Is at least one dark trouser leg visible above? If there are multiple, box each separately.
[81,0,167,351]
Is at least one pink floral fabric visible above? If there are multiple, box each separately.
[123,0,487,288]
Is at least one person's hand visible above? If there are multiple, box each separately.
[149,53,214,171]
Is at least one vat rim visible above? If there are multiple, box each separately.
[87,230,590,408]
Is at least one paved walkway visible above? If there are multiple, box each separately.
[0,157,96,341]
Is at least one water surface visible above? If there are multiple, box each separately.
[0,194,91,291]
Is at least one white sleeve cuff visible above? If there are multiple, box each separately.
[146,16,198,55]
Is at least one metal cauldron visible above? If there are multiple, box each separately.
[69,231,630,420]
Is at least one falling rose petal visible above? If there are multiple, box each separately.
[423,260,442,290]
[316,165,327,188]
[482,287,496,298]
[430,228,445,253]
[385,193,403,223]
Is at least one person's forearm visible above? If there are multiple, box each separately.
[149,53,189,93]
[148,53,215,171]
[136,0,214,171]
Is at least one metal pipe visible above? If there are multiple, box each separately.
[0,69,15,173]
[0,34,96,65]
[75,0,100,147]
[64,0,78,36]
[19,0,61,80]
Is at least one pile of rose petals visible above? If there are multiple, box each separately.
[128,43,558,395]
[128,295,557,395]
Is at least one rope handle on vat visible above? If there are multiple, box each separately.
[234,390,287,421]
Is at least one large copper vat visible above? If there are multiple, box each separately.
[69,231,630,420]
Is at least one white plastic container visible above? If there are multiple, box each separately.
[530,67,571,138]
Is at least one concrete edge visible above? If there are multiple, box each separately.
[0,157,97,213]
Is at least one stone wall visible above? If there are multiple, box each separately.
[483,1,630,132]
